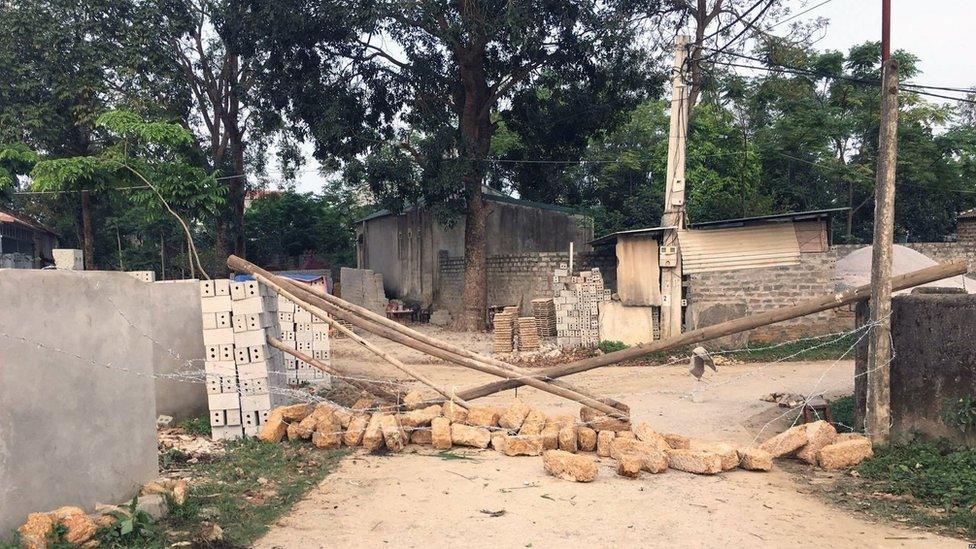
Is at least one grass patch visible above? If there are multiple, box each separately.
[829,439,976,539]
[179,415,213,437]
[830,395,857,432]
[164,438,347,546]
[598,340,629,354]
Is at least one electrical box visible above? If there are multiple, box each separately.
[660,245,678,267]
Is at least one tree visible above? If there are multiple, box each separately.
[236,0,658,330]
[31,110,223,276]
[0,0,188,268]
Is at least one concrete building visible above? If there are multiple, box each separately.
[0,207,58,268]
[355,188,593,308]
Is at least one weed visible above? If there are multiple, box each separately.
[95,497,166,548]
[851,439,976,538]
[598,340,629,354]
[0,532,20,549]
[829,395,857,432]
[159,448,190,471]
[163,438,345,546]
[942,395,976,434]
[180,415,213,437]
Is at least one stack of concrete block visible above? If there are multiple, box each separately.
[276,294,331,385]
[230,280,289,437]
[200,279,243,441]
[531,298,557,337]
[339,267,388,316]
[554,266,611,348]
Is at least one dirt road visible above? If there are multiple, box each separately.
[254,329,959,548]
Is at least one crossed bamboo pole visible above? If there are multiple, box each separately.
[228,255,629,420]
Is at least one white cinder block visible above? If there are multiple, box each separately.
[234,329,267,348]
[232,297,266,314]
[214,279,231,296]
[293,311,313,324]
[203,328,235,345]
[215,311,232,329]
[208,392,241,410]
[201,295,233,313]
[200,280,215,298]
[202,313,217,330]
[241,394,272,411]
[230,282,247,301]
[225,409,242,426]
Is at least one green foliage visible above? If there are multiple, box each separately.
[856,440,976,535]
[179,415,213,437]
[598,340,630,353]
[942,395,976,434]
[829,395,857,433]
[0,532,20,549]
[95,497,165,548]
[244,188,366,270]
[0,143,38,191]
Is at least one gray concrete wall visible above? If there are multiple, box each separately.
[0,270,159,534]
[854,294,976,445]
[359,200,594,307]
[149,280,207,423]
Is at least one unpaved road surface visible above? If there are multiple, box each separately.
[255,328,960,548]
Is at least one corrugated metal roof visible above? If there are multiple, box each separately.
[589,226,676,246]
[687,207,848,229]
[0,207,59,236]
[679,223,801,274]
[354,187,582,223]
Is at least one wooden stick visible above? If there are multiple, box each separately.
[257,271,472,410]
[458,260,969,400]
[228,255,629,420]
[266,336,402,402]
[275,267,627,412]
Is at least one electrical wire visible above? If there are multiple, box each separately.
[767,0,837,29]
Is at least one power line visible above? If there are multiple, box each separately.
[775,151,976,194]
[767,0,837,29]
[13,185,151,196]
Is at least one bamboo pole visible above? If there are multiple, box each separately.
[459,260,969,400]
[228,255,629,420]
[275,271,627,412]
[260,272,472,410]
[267,336,402,402]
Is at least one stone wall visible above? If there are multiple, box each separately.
[435,249,616,316]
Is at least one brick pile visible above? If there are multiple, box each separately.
[553,266,610,348]
[516,317,540,350]
[258,396,872,482]
[276,294,331,385]
[491,306,518,353]
[531,298,556,337]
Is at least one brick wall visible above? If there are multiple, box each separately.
[958,218,976,245]
[687,242,976,344]
[435,248,617,316]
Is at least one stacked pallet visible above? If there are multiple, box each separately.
[553,266,611,348]
[200,279,241,441]
[276,294,332,385]
[516,317,540,350]
[531,298,556,337]
[491,306,519,353]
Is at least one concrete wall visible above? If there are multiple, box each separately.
[150,280,207,423]
[359,199,594,307]
[435,249,616,316]
[855,294,976,445]
[0,270,159,534]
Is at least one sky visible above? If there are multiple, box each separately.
[286,0,976,195]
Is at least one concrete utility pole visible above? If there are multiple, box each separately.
[660,35,691,340]
[866,0,898,445]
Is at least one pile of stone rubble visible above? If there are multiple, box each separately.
[258,393,875,482]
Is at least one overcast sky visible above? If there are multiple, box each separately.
[286,0,975,195]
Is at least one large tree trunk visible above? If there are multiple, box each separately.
[214,218,230,277]
[80,190,95,270]
[455,46,493,332]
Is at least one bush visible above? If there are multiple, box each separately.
[179,415,212,437]
[859,440,976,512]
[598,340,629,353]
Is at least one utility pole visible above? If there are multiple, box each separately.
[866,0,898,445]
[660,35,691,339]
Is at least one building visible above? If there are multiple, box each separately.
[0,207,58,268]
[591,208,847,345]
[355,187,593,308]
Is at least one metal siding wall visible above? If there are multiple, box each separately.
[615,235,661,306]
[679,223,801,274]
